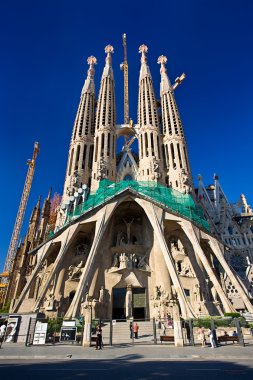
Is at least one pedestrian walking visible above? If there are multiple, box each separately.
[95,325,102,350]
[198,327,206,347]
[0,323,6,348]
[129,321,133,339]
[161,322,166,336]
[133,322,139,339]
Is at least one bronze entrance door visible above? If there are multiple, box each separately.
[133,288,146,320]
[112,288,126,320]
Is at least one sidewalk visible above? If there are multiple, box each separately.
[0,342,252,361]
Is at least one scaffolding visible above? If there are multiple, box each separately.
[65,179,210,232]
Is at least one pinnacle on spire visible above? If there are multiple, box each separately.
[47,187,52,200]
[139,44,148,63]
[82,55,97,93]
[105,45,114,64]
[158,55,172,95]
[87,55,97,78]
[36,195,41,207]
[102,45,114,79]
[138,44,152,82]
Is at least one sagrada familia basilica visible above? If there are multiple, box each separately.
[7,39,253,325]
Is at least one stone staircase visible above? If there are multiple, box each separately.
[100,321,155,345]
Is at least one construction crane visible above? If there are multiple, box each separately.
[4,142,40,275]
[120,33,129,125]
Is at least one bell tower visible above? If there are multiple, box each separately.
[91,45,117,192]
[158,55,193,193]
[137,45,165,183]
[62,56,97,201]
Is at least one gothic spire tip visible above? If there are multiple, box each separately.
[105,45,114,55]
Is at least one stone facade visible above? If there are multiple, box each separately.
[9,42,253,322]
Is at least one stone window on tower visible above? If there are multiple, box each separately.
[91,98,95,135]
[68,148,74,176]
[73,97,83,140]
[140,135,143,159]
[95,137,98,162]
[107,133,110,156]
[79,96,86,136]
[82,145,87,169]
[162,144,166,168]
[75,145,81,170]
[88,145,94,169]
[145,133,148,157]
[150,133,154,156]
[101,133,105,157]
[157,136,161,159]
[183,147,189,171]
[166,145,170,165]
[112,136,115,159]
[171,143,176,169]
[177,144,182,168]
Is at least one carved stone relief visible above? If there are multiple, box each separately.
[111,251,150,271]
[68,261,85,280]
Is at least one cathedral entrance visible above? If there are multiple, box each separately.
[112,287,147,320]
[133,288,146,320]
[112,288,126,320]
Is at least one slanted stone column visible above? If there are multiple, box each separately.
[54,267,66,302]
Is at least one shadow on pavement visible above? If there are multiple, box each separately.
[0,357,252,380]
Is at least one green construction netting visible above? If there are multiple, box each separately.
[66,179,210,231]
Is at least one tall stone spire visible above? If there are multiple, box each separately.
[91,45,116,192]
[137,45,165,183]
[158,55,193,193]
[62,56,97,201]
[36,188,52,245]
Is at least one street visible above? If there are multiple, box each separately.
[0,358,253,380]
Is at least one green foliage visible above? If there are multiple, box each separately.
[190,315,248,329]
[47,318,63,333]
[0,300,11,313]
[236,317,247,327]
[224,312,241,318]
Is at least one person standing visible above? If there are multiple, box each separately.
[134,322,139,339]
[209,328,217,348]
[95,325,102,350]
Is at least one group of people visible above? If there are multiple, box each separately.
[129,322,139,339]
[198,327,238,348]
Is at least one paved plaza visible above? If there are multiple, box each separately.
[0,341,252,360]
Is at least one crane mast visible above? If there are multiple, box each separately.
[121,33,129,124]
[4,142,40,274]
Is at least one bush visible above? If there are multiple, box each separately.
[47,318,63,333]
[224,312,241,318]
[0,300,11,313]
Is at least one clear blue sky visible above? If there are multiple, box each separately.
[1,0,253,271]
